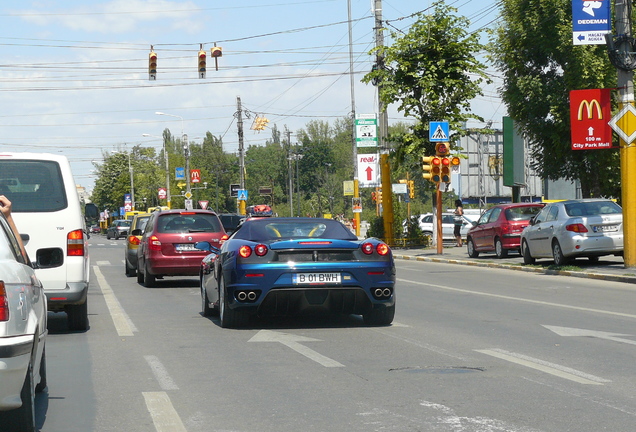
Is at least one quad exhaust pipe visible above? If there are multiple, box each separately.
[373,288,392,299]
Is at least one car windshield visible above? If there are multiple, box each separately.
[157,213,222,233]
[0,159,68,212]
[233,218,358,241]
[504,206,543,221]
[565,201,622,217]
[118,220,131,227]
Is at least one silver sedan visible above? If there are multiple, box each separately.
[520,199,623,266]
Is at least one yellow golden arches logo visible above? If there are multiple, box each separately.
[577,99,603,120]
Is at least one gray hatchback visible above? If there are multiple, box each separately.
[106,219,131,240]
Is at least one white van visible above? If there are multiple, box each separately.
[0,152,90,331]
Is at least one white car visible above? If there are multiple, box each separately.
[0,212,47,432]
[0,153,90,331]
[406,213,476,241]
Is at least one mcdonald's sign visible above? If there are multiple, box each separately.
[569,88,613,150]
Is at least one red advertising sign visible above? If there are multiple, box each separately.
[190,169,201,183]
[569,88,613,150]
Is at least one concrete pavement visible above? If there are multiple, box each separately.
[391,243,636,285]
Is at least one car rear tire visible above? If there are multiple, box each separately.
[143,263,156,288]
[467,238,479,258]
[495,238,508,259]
[35,346,47,393]
[67,300,88,331]
[106,232,111,240]
[125,260,136,277]
[363,304,395,326]
[0,359,36,432]
[522,240,535,265]
[219,275,248,328]
[552,240,568,266]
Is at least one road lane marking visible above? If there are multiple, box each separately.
[143,391,187,432]
[476,348,610,385]
[95,260,110,266]
[93,266,136,337]
[249,330,344,367]
[397,277,636,319]
[543,325,636,346]
[144,355,179,390]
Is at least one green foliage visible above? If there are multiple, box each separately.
[489,0,620,198]
[362,4,490,162]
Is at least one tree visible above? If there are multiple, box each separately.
[362,4,490,162]
[489,0,619,198]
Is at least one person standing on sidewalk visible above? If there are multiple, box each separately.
[453,199,464,247]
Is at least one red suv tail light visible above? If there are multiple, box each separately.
[67,229,85,256]
[0,282,8,321]
[149,235,162,251]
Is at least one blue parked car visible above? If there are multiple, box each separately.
[196,217,395,328]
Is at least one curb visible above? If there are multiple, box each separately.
[394,254,636,285]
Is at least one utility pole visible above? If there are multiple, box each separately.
[286,127,293,216]
[374,0,394,245]
[237,96,246,215]
[615,0,636,268]
[184,133,191,210]
[348,0,361,237]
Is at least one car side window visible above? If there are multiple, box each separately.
[488,208,502,223]
[545,206,559,222]
[0,215,27,264]
[478,209,492,224]
[533,206,550,224]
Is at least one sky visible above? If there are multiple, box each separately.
[0,0,504,192]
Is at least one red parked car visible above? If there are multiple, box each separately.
[466,203,545,258]
[136,209,228,287]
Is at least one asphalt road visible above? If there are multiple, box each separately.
[35,235,636,431]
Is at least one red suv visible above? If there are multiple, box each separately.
[136,209,228,287]
[466,203,545,259]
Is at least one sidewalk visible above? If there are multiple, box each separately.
[391,243,636,285]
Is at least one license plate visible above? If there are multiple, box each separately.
[293,272,341,285]
[593,225,619,233]
[176,243,196,251]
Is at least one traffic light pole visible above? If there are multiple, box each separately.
[615,1,636,268]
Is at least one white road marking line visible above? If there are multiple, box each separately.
[144,355,179,391]
[476,348,610,385]
[143,391,187,432]
[397,277,636,319]
[93,266,136,337]
[95,260,110,266]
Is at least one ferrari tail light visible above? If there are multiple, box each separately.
[149,235,162,251]
[239,245,252,258]
[254,244,268,256]
[376,243,390,256]
[0,281,8,321]
[361,242,374,255]
[67,229,85,256]
[128,236,141,245]
[566,223,588,233]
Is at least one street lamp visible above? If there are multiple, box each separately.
[142,133,171,209]
[156,112,191,209]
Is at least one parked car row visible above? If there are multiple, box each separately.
[464,199,624,266]
[405,212,477,241]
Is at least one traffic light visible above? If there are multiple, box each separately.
[408,180,414,199]
[376,189,382,204]
[440,157,451,183]
[253,116,270,131]
[149,50,157,81]
[371,191,377,202]
[449,155,460,171]
[435,142,449,156]
[198,50,207,78]
[422,156,442,183]
[211,46,223,58]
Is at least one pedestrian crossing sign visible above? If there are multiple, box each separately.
[429,121,449,142]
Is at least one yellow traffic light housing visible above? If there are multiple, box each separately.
[376,189,382,204]
[422,156,434,181]
[211,46,223,58]
[408,180,414,199]
[149,50,157,81]
[198,49,207,78]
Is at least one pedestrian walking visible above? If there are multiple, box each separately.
[453,199,464,247]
